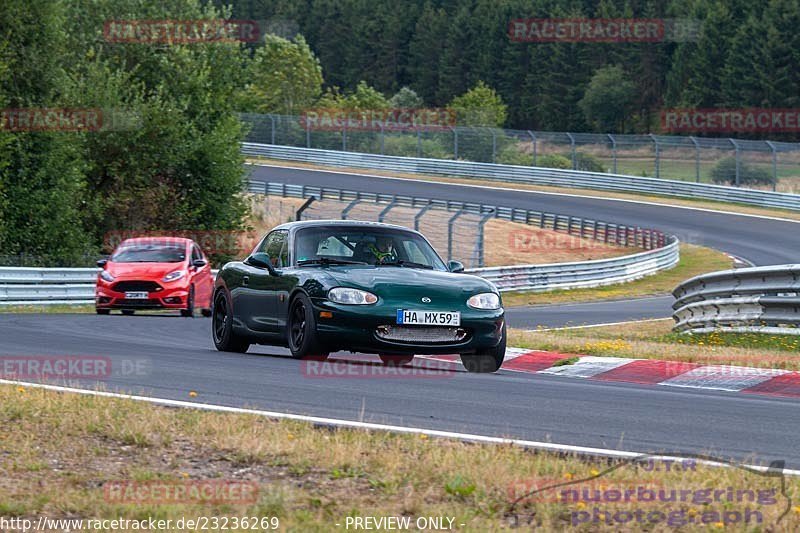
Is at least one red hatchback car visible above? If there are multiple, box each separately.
[95,237,214,316]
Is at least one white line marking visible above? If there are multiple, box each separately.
[247,162,800,225]
[530,317,670,332]
[538,356,639,378]
[3,378,797,475]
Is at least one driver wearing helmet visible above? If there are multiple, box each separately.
[368,235,397,264]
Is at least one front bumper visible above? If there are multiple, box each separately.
[312,299,504,355]
[95,281,190,310]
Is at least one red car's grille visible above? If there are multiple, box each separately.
[112,281,163,293]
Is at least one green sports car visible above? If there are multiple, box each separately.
[212,220,506,372]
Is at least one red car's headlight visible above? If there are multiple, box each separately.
[99,271,114,282]
[162,270,186,283]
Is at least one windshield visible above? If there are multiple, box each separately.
[294,226,447,271]
[111,243,186,263]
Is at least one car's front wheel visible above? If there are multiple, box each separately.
[212,289,250,353]
[180,286,195,317]
[460,324,506,373]
[287,293,329,360]
[96,308,110,315]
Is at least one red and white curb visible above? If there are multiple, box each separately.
[420,350,800,398]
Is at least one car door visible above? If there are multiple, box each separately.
[241,230,287,333]
[190,243,213,308]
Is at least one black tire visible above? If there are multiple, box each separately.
[212,289,250,353]
[121,309,135,316]
[96,309,110,315]
[379,354,414,366]
[460,323,506,373]
[287,293,329,360]
[180,286,195,317]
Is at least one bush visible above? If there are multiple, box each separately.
[572,152,606,172]
[536,154,572,169]
[496,144,533,166]
[710,157,776,187]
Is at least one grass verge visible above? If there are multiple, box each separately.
[1,384,798,530]
[247,157,800,223]
[509,319,800,370]
[501,244,732,307]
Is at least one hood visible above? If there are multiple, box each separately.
[324,265,496,304]
[105,261,186,279]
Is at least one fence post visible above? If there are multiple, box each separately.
[305,119,311,148]
[566,132,576,169]
[417,127,422,157]
[341,198,361,220]
[689,136,700,182]
[766,141,778,192]
[730,139,741,186]
[453,127,458,159]
[608,133,617,173]
[527,130,537,166]
[342,121,347,151]
[477,209,495,267]
[414,203,435,231]
[649,134,660,179]
[380,124,385,155]
[295,197,316,221]
[269,114,276,145]
[378,197,398,222]
[447,209,466,262]
[491,129,497,163]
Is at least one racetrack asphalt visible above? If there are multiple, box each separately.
[3,313,800,467]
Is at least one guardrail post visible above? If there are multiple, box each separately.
[295,197,316,221]
[447,209,466,261]
[476,209,495,267]
[689,136,700,182]
[566,132,576,169]
[766,141,778,192]
[341,198,361,220]
[453,127,458,159]
[414,203,435,231]
[527,131,537,166]
[608,134,617,173]
[378,197,398,222]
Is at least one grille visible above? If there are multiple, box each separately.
[117,299,162,308]
[112,281,162,293]
[375,325,469,344]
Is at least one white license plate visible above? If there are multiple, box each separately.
[125,291,149,299]
[396,309,460,326]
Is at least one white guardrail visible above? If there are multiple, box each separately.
[672,265,800,335]
[242,143,800,212]
[0,238,679,305]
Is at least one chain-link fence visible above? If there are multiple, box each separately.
[241,113,800,194]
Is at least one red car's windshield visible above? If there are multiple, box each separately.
[111,244,186,263]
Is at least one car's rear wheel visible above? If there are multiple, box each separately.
[287,293,329,360]
[121,309,135,316]
[460,323,506,373]
[379,354,414,366]
[212,289,250,353]
[96,309,110,315]
[181,286,195,317]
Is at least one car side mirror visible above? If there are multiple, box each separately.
[96,259,108,268]
[192,258,207,269]
[246,253,280,276]
[448,260,465,273]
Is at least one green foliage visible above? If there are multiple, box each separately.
[317,81,390,110]
[579,66,636,132]
[238,34,324,115]
[448,81,507,127]
[389,87,423,109]
[572,152,606,173]
[536,154,572,170]
[710,157,776,187]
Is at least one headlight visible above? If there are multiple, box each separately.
[99,270,114,282]
[467,292,500,310]
[162,270,186,283]
[328,287,378,305]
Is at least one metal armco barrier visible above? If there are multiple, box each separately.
[672,265,800,334]
[242,143,800,212]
